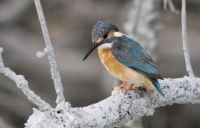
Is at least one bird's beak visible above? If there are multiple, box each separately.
[82,40,104,61]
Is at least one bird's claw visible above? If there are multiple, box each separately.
[127,84,134,90]
[119,82,135,92]
[119,81,127,89]
[112,82,135,92]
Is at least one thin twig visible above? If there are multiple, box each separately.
[163,0,179,15]
[163,0,168,10]
[0,48,52,111]
[131,0,143,35]
[123,0,143,36]
[34,0,65,104]
[181,0,195,77]
[168,0,179,14]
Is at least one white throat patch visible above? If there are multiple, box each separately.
[114,32,125,37]
[98,42,113,49]
[98,32,125,49]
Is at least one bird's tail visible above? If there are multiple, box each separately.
[151,78,164,96]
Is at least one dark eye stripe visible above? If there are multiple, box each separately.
[103,34,108,39]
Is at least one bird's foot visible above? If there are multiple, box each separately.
[112,82,135,92]
[119,81,127,89]
[124,84,135,92]
[120,81,135,92]
[112,81,127,92]
[127,84,135,91]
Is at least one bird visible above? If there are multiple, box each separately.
[83,20,164,96]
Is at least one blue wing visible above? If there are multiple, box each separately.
[151,78,164,96]
[110,36,161,79]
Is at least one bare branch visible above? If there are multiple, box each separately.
[123,0,143,36]
[168,0,179,14]
[163,0,168,10]
[26,77,200,128]
[181,0,195,77]
[163,0,179,15]
[34,0,65,104]
[124,0,162,59]
[0,48,52,111]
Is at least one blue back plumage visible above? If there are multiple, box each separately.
[104,36,164,96]
[110,36,159,78]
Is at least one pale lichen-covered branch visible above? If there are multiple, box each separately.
[163,0,179,14]
[25,77,200,128]
[0,48,52,111]
[34,0,65,104]
[124,0,161,59]
[181,0,195,77]
[0,0,198,128]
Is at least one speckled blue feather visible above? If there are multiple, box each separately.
[108,36,158,77]
[104,36,164,95]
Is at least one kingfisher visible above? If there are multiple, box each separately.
[83,21,164,96]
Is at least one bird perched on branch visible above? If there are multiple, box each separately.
[83,20,164,96]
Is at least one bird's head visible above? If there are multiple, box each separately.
[83,21,119,61]
[92,20,119,44]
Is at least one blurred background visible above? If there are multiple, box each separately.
[0,0,200,128]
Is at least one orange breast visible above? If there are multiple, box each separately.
[97,48,156,91]
[98,48,129,81]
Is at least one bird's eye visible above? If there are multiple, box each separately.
[103,34,108,39]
